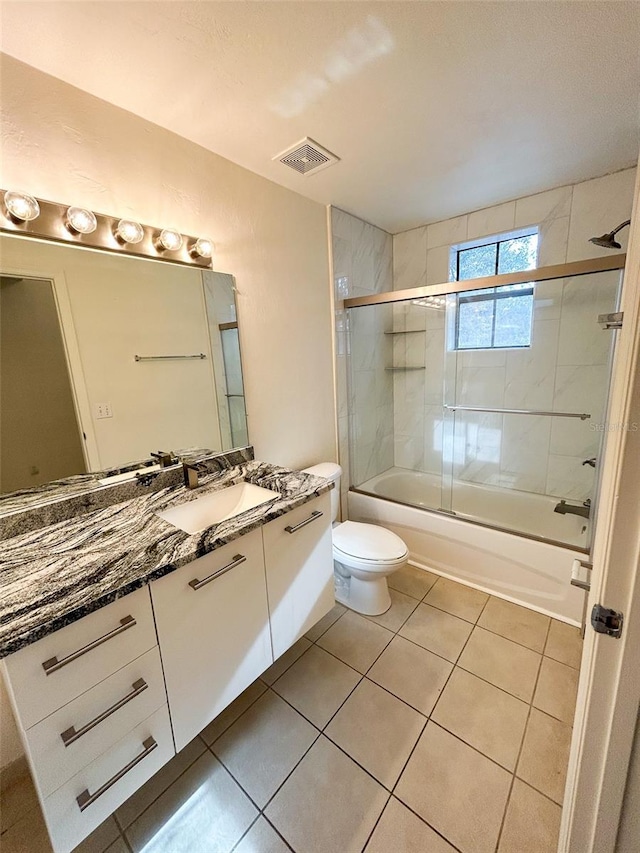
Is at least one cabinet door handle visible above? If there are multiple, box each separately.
[61,679,148,747]
[42,616,137,675]
[76,737,157,812]
[285,510,323,534]
[189,554,246,590]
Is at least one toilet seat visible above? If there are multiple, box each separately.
[333,521,408,570]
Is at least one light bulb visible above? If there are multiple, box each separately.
[115,219,144,244]
[156,229,183,251]
[4,190,40,222]
[66,206,97,235]
[190,237,214,259]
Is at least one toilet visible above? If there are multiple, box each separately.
[302,463,409,616]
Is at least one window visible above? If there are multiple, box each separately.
[452,232,538,350]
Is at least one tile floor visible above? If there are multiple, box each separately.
[0,568,584,853]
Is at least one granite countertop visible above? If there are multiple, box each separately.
[0,461,332,659]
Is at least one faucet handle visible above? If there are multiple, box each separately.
[150,450,176,468]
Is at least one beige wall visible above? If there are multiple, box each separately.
[0,55,336,471]
[0,55,336,768]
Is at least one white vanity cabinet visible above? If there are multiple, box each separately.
[150,526,273,751]
[1,487,334,853]
[262,492,334,658]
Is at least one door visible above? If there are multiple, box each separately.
[263,492,334,659]
[561,170,640,852]
[150,528,273,751]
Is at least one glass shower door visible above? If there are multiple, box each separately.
[443,269,621,548]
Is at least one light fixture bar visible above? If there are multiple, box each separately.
[0,190,213,269]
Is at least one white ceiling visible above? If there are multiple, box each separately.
[1,1,639,233]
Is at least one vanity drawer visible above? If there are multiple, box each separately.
[42,704,173,853]
[3,587,157,729]
[24,647,166,798]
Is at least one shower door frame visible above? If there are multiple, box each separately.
[345,253,627,552]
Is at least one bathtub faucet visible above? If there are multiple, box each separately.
[554,499,591,519]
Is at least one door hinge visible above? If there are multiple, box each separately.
[598,312,623,330]
[591,604,624,638]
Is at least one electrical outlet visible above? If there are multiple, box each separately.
[95,402,113,419]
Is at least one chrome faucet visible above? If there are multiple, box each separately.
[554,499,591,519]
[183,462,200,489]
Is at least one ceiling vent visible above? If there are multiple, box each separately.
[274,138,339,176]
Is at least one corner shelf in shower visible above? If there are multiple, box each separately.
[383,329,427,334]
[385,366,426,371]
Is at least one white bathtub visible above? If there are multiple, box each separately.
[350,468,587,624]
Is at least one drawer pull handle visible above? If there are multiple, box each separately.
[189,554,246,590]
[76,736,157,812]
[285,510,323,534]
[42,616,137,675]
[61,679,149,747]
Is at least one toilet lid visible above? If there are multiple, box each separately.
[333,521,408,562]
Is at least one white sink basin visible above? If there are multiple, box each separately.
[156,482,280,534]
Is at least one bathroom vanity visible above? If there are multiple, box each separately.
[0,457,333,853]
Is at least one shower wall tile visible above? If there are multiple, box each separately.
[553,365,609,421]
[330,207,393,501]
[536,216,570,267]
[427,215,468,249]
[546,455,595,501]
[457,366,506,409]
[467,201,516,242]
[424,327,445,405]
[389,168,634,502]
[394,434,425,471]
[457,349,507,369]
[374,230,393,294]
[500,416,551,494]
[566,168,636,262]
[393,227,427,290]
[532,279,564,321]
[453,412,503,484]
[504,319,559,410]
[352,219,376,293]
[424,406,445,475]
[332,235,353,284]
[549,418,600,461]
[332,207,353,241]
[556,274,618,367]
[514,186,573,228]
[426,245,452,285]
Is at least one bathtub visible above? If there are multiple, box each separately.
[350,468,587,624]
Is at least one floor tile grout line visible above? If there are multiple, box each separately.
[377,593,495,853]
[207,722,323,817]
[359,791,393,853]
[116,741,209,836]
[493,616,554,853]
[426,592,493,724]
[260,812,297,852]
[228,813,263,853]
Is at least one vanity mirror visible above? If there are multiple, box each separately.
[0,233,249,498]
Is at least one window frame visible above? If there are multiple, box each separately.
[451,229,538,352]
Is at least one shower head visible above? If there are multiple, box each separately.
[589,219,631,250]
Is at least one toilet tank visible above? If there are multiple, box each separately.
[302,463,342,523]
